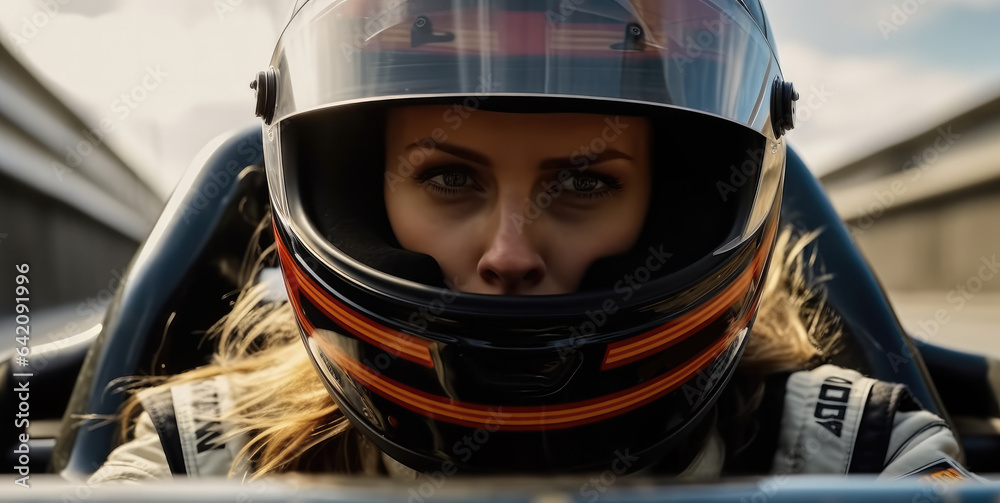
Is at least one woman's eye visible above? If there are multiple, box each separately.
[437,171,470,187]
[561,174,606,193]
[418,167,477,196]
[553,173,623,200]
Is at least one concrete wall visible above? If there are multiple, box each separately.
[0,41,160,311]
[822,94,1000,295]
[0,178,138,311]
[846,181,1000,293]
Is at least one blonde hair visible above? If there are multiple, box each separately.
[117,222,839,479]
[739,227,840,375]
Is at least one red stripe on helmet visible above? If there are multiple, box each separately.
[315,323,745,432]
[602,219,777,370]
[274,230,435,368]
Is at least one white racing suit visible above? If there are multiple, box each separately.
[88,364,974,484]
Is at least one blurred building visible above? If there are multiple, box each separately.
[820,94,1000,354]
[0,42,163,345]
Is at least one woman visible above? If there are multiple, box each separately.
[90,0,966,483]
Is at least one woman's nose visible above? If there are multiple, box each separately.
[477,209,546,294]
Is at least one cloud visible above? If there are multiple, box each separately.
[781,43,985,175]
[762,0,1000,174]
[764,0,1000,57]
[58,0,123,18]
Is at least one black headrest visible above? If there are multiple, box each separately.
[51,127,268,477]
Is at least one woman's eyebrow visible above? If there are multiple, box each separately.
[405,140,490,166]
[540,148,634,171]
[403,141,633,169]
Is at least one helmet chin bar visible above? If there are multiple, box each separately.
[306,328,750,474]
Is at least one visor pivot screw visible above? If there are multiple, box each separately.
[614,22,646,51]
[770,77,799,138]
[252,67,278,125]
[412,15,454,47]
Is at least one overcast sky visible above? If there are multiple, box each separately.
[1,0,999,198]
[766,0,1000,173]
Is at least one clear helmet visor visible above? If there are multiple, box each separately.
[272,0,776,126]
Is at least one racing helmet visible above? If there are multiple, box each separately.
[254,0,797,473]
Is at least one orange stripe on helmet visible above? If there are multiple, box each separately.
[602,220,777,370]
[601,267,753,370]
[324,324,743,432]
[274,233,434,368]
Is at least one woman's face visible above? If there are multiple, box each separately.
[384,106,651,295]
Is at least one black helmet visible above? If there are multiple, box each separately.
[255,0,795,473]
